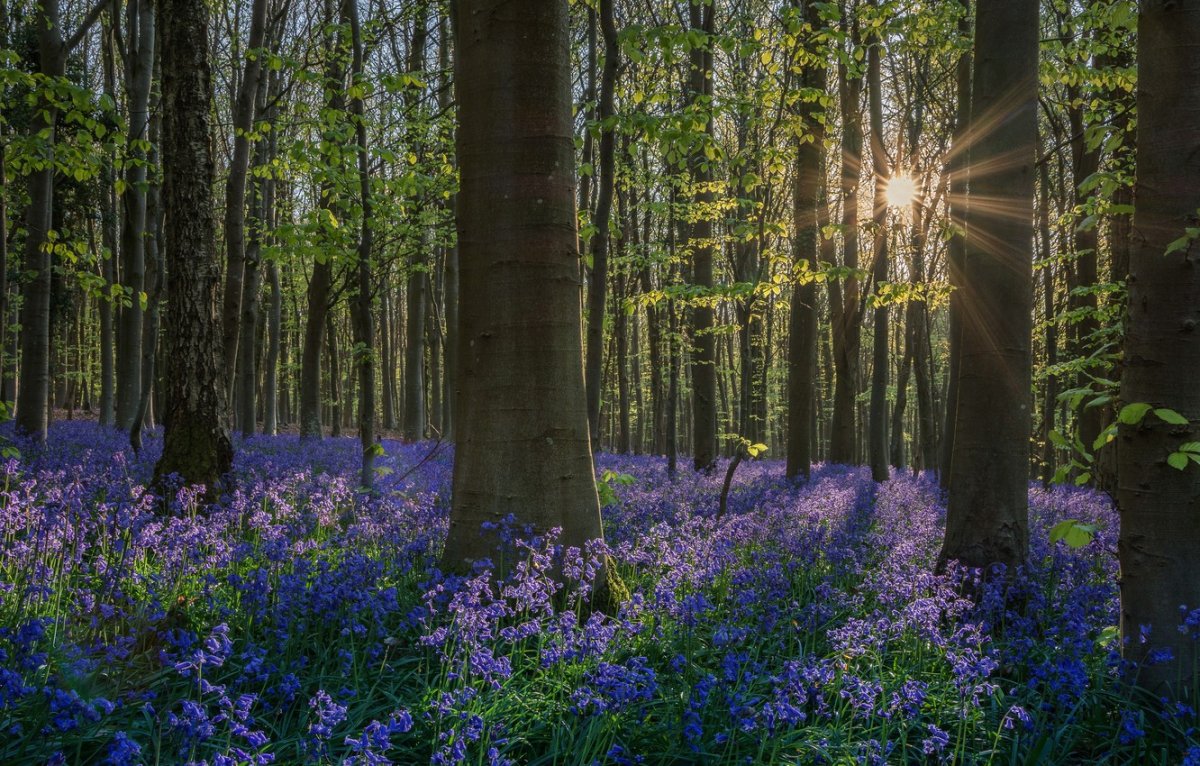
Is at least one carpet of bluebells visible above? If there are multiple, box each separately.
[1,422,1198,765]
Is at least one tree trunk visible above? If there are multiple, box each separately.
[346,0,376,486]
[584,0,618,444]
[1066,77,1103,465]
[220,0,270,401]
[299,0,344,441]
[16,3,68,442]
[785,0,824,481]
[115,0,155,432]
[97,19,117,425]
[938,0,1036,572]
[1116,0,1200,696]
[940,0,971,488]
[131,98,164,454]
[327,313,342,438]
[155,0,234,490]
[867,14,890,483]
[236,79,270,436]
[444,0,614,604]
[829,20,863,465]
[1038,162,1057,487]
[402,1,431,442]
[263,260,280,435]
[688,0,717,472]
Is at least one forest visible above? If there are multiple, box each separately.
[1,0,1199,762]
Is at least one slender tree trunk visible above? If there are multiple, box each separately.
[115,0,155,431]
[220,0,269,399]
[940,0,971,488]
[585,0,619,443]
[346,0,375,486]
[236,79,269,435]
[615,277,631,453]
[890,324,912,468]
[867,16,890,483]
[263,260,280,434]
[1116,0,1200,695]
[667,297,680,478]
[131,98,163,453]
[688,0,717,472]
[829,24,862,465]
[299,0,344,441]
[155,0,234,489]
[1066,80,1103,464]
[97,20,117,425]
[402,1,431,442]
[939,0,1036,572]
[380,284,397,430]
[327,313,342,437]
[785,0,825,481]
[1039,163,1057,487]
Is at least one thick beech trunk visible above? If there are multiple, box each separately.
[1116,0,1200,696]
[443,0,614,604]
[939,0,1036,572]
[16,3,68,442]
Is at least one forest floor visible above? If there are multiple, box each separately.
[0,422,1196,764]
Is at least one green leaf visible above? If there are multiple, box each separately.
[1092,424,1118,452]
[1097,625,1120,648]
[1049,520,1098,549]
[1117,403,1152,425]
[1168,452,1189,470]
[746,442,768,458]
[1048,429,1070,449]
[1166,235,1192,255]
[1154,408,1188,425]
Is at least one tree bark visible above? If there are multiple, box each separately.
[829,17,863,465]
[444,0,615,605]
[299,0,343,441]
[115,0,155,431]
[131,99,164,454]
[940,0,971,488]
[346,0,376,487]
[939,0,1036,572]
[220,0,270,403]
[402,1,431,442]
[16,2,68,442]
[688,0,717,472]
[785,0,824,481]
[155,0,235,490]
[867,14,890,483]
[584,0,618,444]
[98,19,117,425]
[1116,0,1200,696]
